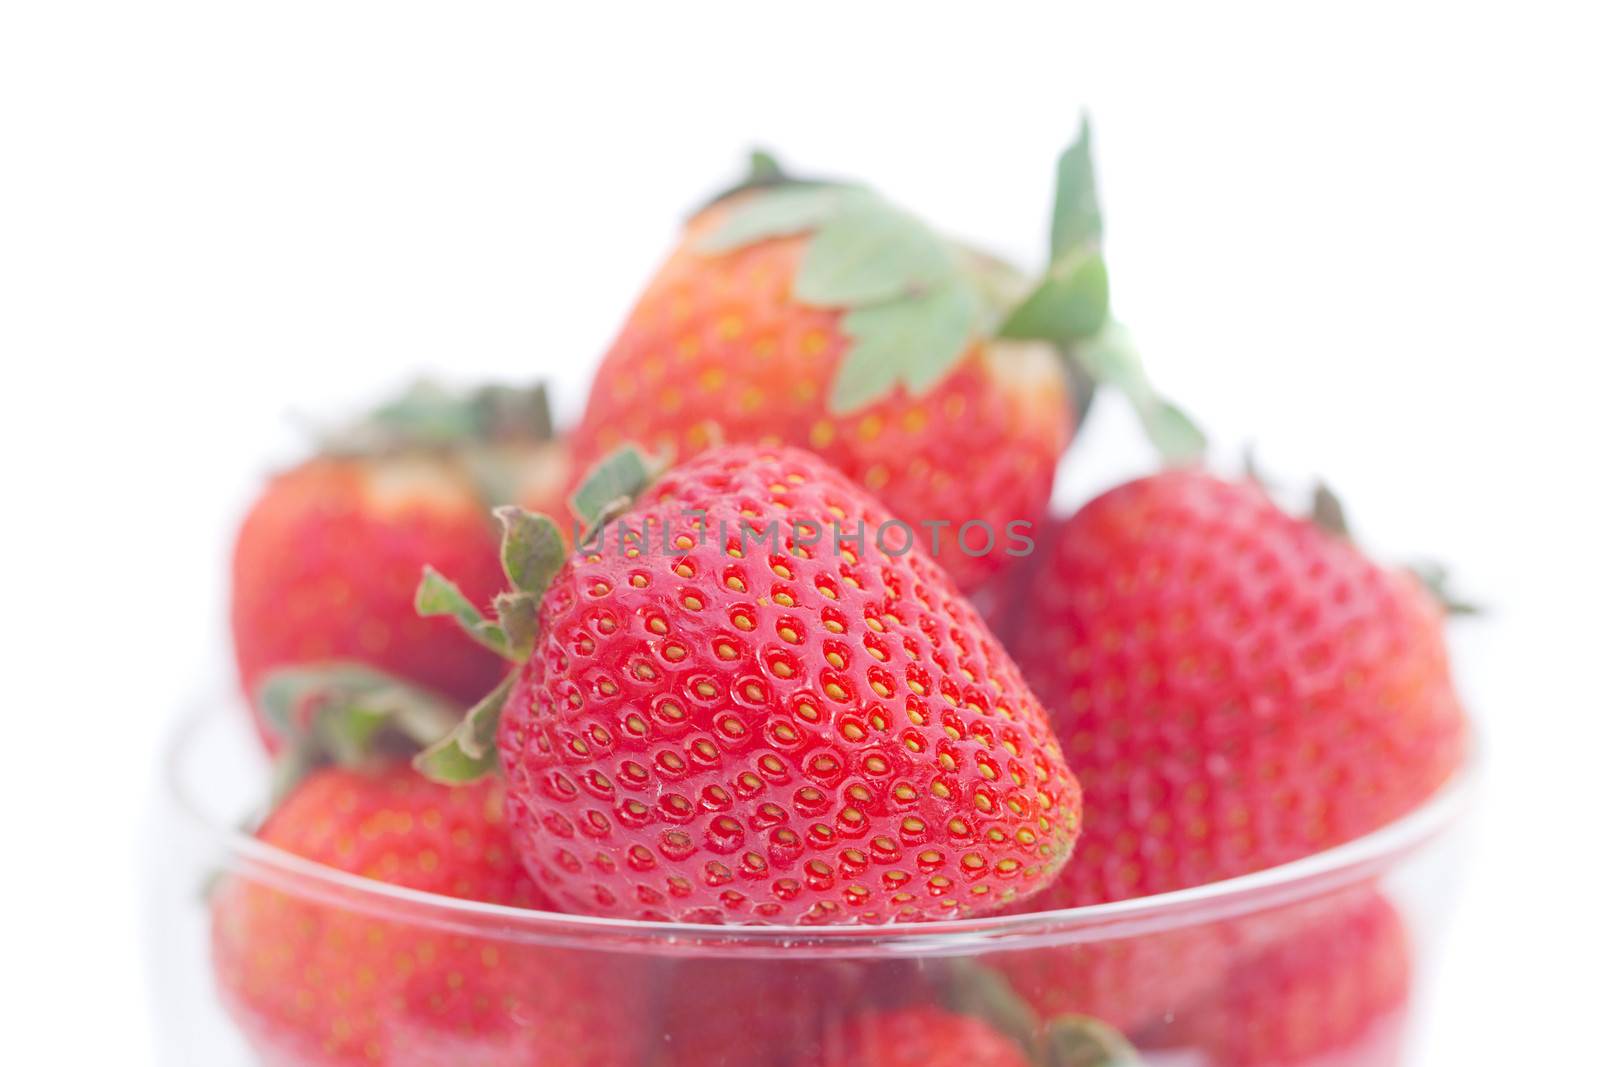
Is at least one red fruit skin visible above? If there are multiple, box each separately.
[1011,470,1467,905]
[498,445,1081,924]
[232,449,568,751]
[1177,890,1412,1067]
[569,205,1071,592]
[210,766,640,1067]
[818,1008,1034,1067]
[983,918,1240,1038]
[651,957,928,1067]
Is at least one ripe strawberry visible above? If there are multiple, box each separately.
[819,1008,1035,1067]
[1009,469,1467,905]
[983,921,1239,1038]
[649,957,924,1067]
[1175,890,1411,1067]
[568,127,1199,592]
[417,444,1082,924]
[211,764,643,1067]
[232,381,569,750]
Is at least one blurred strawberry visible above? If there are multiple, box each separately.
[1174,890,1412,1067]
[983,922,1239,1039]
[1010,469,1467,905]
[650,957,924,1067]
[569,125,1199,591]
[231,381,569,750]
[819,1008,1035,1067]
[817,1007,1138,1067]
[211,763,644,1067]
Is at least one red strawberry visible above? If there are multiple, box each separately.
[1175,889,1411,1067]
[818,1008,1035,1067]
[568,128,1198,592]
[417,444,1082,924]
[232,381,569,750]
[1009,469,1467,905]
[211,764,643,1067]
[649,957,926,1067]
[983,921,1240,1038]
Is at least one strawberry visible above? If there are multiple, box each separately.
[568,126,1200,592]
[819,1008,1035,1067]
[982,921,1240,1038]
[1174,889,1411,1067]
[232,381,569,751]
[1008,469,1467,905]
[416,443,1082,924]
[815,1007,1139,1067]
[210,763,644,1067]
[649,957,925,1067]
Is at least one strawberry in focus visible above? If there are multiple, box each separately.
[210,764,642,1067]
[232,382,569,751]
[1010,469,1467,905]
[418,444,1082,924]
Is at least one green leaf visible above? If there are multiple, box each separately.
[1040,1016,1141,1067]
[467,381,554,441]
[940,960,1043,1058]
[744,148,786,185]
[1407,559,1484,616]
[362,380,479,445]
[1137,399,1207,463]
[414,567,509,657]
[254,663,464,798]
[694,147,818,213]
[697,185,857,254]
[1072,325,1207,463]
[314,704,394,764]
[794,196,955,307]
[494,590,541,661]
[255,662,427,744]
[568,445,661,532]
[414,673,515,784]
[495,506,565,595]
[998,246,1110,347]
[326,379,556,456]
[1310,482,1352,538]
[830,279,981,414]
[1050,117,1104,259]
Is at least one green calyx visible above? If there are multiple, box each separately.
[1074,325,1206,462]
[413,446,662,784]
[696,122,1204,463]
[698,181,986,415]
[1310,481,1353,538]
[696,148,825,212]
[321,379,556,457]
[1253,463,1482,617]
[567,444,666,531]
[414,505,567,665]
[999,117,1203,463]
[938,960,1142,1067]
[1038,1017,1142,1067]
[1407,559,1484,616]
[256,663,464,801]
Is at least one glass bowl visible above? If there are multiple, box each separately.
[147,696,1475,1067]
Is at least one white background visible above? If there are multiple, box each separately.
[3,3,1596,1063]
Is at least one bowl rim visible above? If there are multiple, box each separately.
[169,697,1477,955]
